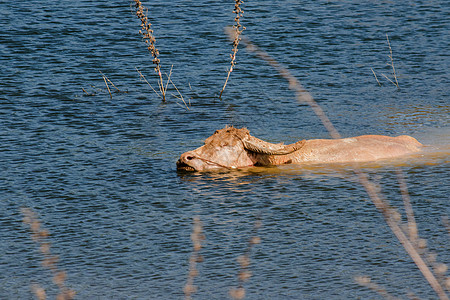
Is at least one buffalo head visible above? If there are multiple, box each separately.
[176,126,304,172]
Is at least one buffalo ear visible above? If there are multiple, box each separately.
[243,136,305,155]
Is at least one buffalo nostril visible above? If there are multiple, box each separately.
[181,153,195,162]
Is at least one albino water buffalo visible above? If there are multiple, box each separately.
[176,126,423,172]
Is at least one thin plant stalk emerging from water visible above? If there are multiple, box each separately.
[136,65,190,110]
[229,217,261,300]
[184,217,205,300]
[386,33,400,88]
[384,33,399,89]
[372,34,400,89]
[99,71,124,97]
[102,73,112,99]
[370,67,382,87]
[354,276,401,300]
[21,207,75,300]
[219,0,245,99]
[233,31,448,300]
[134,0,166,101]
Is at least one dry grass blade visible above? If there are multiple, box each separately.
[99,71,124,93]
[370,34,399,88]
[166,66,190,110]
[171,90,190,111]
[381,73,398,86]
[229,217,261,300]
[31,284,46,300]
[371,67,382,86]
[134,1,187,105]
[21,207,76,300]
[443,216,450,237]
[356,173,449,300]
[136,67,161,98]
[101,73,112,99]
[386,34,399,89]
[81,87,95,96]
[184,217,204,300]
[134,0,165,101]
[219,0,245,98]
[396,169,418,242]
[355,276,401,300]
[236,32,449,300]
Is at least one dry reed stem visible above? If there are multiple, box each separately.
[385,34,399,89]
[90,85,103,93]
[443,216,450,237]
[407,291,422,300]
[83,73,125,98]
[163,65,189,110]
[397,169,448,292]
[136,65,188,109]
[355,276,401,300]
[229,217,261,300]
[219,0,245,98]
[101,73,112,99]
[21,207,75,300]
[136,67,161,98]
[396,170,418,242]
[170,77,190,111]
[356,172,448,300]
[381,73,398,87]
[134,0,165,101]
[370,67,382,86]
[371,34,399,88]
[184,217,204,300]
[31,284,47,300]
[235,32,449,300]
[100,71,124,93]
[81,88,94,96]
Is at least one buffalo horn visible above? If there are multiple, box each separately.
[243,136,305,155]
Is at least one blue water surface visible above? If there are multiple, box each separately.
[0,0,448,299]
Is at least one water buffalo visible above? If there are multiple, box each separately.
[176,126,423,172]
